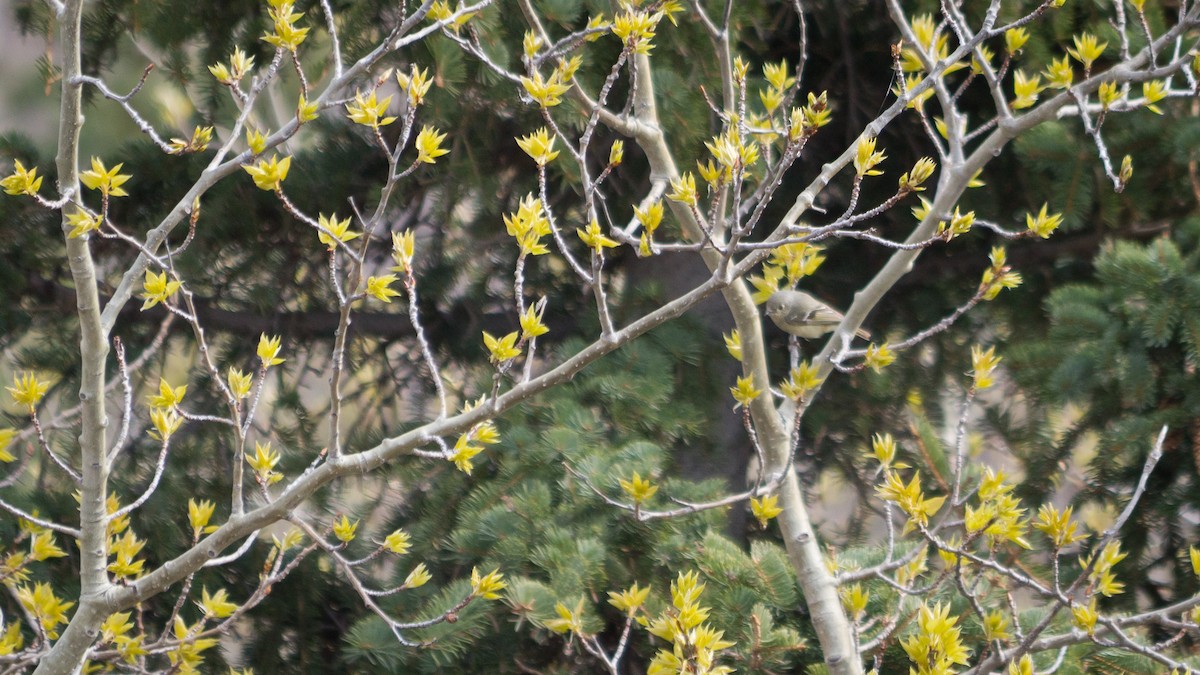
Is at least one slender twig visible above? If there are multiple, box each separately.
[203,530,261,567]
[110,437,172,519]
[30,412,81,483]
[74,68,174,153]
[319,0,344,77]
[402,271,448,419]
[0,498,79,538]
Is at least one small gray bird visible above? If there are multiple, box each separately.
[764,290,870,340]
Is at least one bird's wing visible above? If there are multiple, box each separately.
[804,306,844,326]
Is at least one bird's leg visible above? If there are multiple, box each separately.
[788,334,801,370]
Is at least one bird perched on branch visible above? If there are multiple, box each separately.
[764,290,870,340]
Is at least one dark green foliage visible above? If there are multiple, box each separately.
[336,325,810,673]
[1081,648,1176,674]
[1013,230,1200,612]
[1012,122,1098,232]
